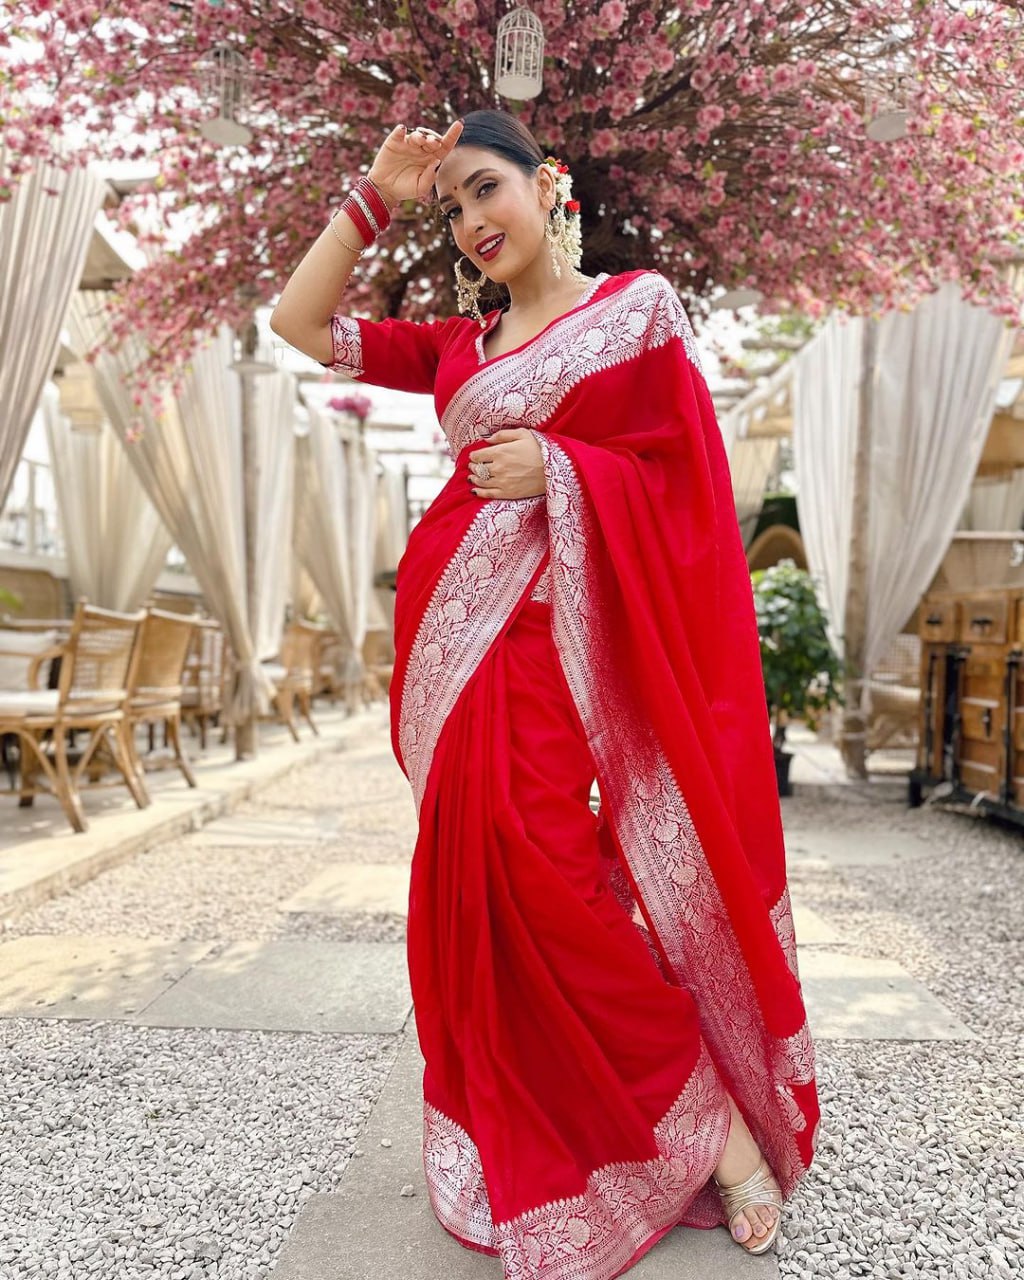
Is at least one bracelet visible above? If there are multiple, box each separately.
[339,174,394,247]
[329,209,365,255]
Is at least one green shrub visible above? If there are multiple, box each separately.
[751,559,843,750]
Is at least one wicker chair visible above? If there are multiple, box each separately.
[125,609,198,795]
[180,619,226,750]
[263,620,324,741]
[0,601,147,833]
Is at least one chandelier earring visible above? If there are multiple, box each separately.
[545,207,565,279]
[454,255,487,327]
[540,155,585,282]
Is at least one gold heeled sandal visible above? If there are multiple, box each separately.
[714,1154,785,1256]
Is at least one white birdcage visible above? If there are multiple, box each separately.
[865,68,909,142]
[494,7,545,100]
[197,44,253,146]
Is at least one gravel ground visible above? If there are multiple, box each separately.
[0,1020,402,1279]
[0,736,1021,1279]
[2,742,415,946]
[777,778,1023,1278]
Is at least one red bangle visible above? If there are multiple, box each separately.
[343,196,377,247]
[357,175,394,224]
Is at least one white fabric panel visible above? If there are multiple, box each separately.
[794,284,1016,672]
[865,284,1016,671]
[40,383,172,610]
[959,470,1024,532]
[368,465,408,635]
[64,292,296,721]
[728,437,779,545]
[0,149,107,507]
[791,316,862,658]
[253,370,295,659]
[934,534,1024,591]
[293,407,379,695]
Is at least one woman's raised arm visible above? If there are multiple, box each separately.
[269,120,463,366]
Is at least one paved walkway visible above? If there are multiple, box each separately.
[0,715,1018,1279]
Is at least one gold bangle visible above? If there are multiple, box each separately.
[329,209,366,254]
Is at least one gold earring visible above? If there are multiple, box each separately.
[454,256,487,326]
[545,208,564,279]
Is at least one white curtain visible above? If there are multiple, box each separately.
[793,283,1017,673]
[368,464,408,639]
[40,383,172,610]
[932,533,1024,592]
[65,292,296,720]
[293,406,379,698]
[959,470,1024,532]
[729,437,780,545]
[0,148,107,508]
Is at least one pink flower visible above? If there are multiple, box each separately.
[597,1,626,31]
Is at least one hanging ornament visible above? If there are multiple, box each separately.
[197,44,253,147]
[495,6,545,100]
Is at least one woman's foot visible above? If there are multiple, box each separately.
[713,1094,782,1250]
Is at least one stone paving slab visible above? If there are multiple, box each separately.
[0,934,216,1020]
[790,902,841,945]
[783,826,933,868]
[280,864,411,916]
[187,813,342,848]
[133,940,411,1033]
[797,950,977,1041]
[273,1017,777,1280]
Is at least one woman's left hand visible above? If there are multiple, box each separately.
[468,428,546,500]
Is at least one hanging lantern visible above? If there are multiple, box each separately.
[197,44,253,146]
[495,6,545,100]
[865,69,909,142]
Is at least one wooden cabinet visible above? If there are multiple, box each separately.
[911,588,1024,827]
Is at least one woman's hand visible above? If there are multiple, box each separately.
[368,120,464,205]
[468,429,546,500]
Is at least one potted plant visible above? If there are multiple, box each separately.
[750,559,842,796]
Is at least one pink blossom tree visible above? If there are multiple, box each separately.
[2,0,1022,399]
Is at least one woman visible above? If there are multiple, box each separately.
[271,108,820,1280]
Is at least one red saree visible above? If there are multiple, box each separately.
[323,268,819,1279]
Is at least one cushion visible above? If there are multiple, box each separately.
[0,688,60,719]
[0,628,59,690]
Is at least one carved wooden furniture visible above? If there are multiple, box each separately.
[910,587,1024,826]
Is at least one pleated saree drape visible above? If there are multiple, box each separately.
[322,267,820,1280]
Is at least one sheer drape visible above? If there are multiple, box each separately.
[0,148,106,508]
[959,470,1024,532]
[729,437,780,546]
[367,465,408,640]
[793,283,1016,671]
[41,383,172,610]
[292,406,378,701]
[66,292,296,721]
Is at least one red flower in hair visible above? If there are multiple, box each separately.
[565,199,580,213]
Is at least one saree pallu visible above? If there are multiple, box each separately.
[386,269,820,1280]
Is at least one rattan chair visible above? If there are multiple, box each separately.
[262,620,324,741]
[0,600,147,833]
[181,619,226,749]
[125,609,198,795]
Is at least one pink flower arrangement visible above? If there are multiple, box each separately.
[328,392,373,423]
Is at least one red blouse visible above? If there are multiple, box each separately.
[319,270,630,430]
